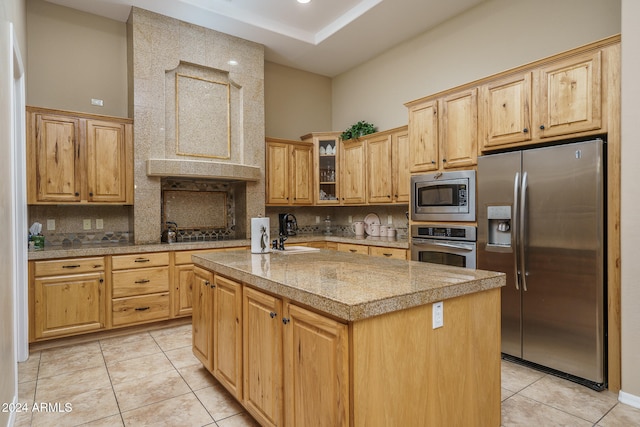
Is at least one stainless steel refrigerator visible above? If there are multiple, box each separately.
[477,139,605,390]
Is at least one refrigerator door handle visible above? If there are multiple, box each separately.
[513,172,520,290]
[520,171,528,292]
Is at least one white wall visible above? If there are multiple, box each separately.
[332,0,621,131]
[620,0,640,405]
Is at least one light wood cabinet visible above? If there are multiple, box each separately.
[368,246,408,260]
[213,275,243,400]
[301,132,342,205]
[480,72,533,148]
[266,138,314,206]
[243,287,283,427]
[283,302,349,427]
[440,88,478,169]
[111,252,170,327]
[534,50,602,139]
[27,106,133,205]
[367,133,393,204]
[192,266,214,370]
[337,243,369,255]
[408,100,439,172]
[340,138,366,204]
[393,129,411,203]
[31,257,106,340]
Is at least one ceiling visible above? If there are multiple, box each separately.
[44,0,486,77]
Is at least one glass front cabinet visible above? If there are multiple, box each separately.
[301,132,342,205]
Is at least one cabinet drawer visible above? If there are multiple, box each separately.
[34,257,105,277]
[336,243,369,255]
[112,292,170,326]
[369,246,408,260]
[112,267,169,298]
[112,252,169,270]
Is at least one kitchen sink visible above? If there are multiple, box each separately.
[273,245,321,254]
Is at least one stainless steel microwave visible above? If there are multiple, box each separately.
[411,170,476,222]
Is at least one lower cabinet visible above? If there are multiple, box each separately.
[192,266,214,370]
[336,243,369,255]
[31,257,106,340]
[337,242,408,259]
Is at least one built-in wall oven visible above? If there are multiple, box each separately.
[411,224,476,269]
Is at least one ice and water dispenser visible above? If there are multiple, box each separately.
[487,206,512,249]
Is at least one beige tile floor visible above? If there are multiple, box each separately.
[14,324,640,426]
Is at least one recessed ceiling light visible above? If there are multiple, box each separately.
[297,0,311,4]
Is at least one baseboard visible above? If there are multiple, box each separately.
[619,390,640,409]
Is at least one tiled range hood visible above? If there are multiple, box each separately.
[128,7,265,243]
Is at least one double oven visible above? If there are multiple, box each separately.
[410,170,477,269]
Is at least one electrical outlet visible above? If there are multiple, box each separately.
[388,215,393,225]
[348,215,352,223]
[83,219,92,230]
[96,219,104,230]
[432,301,444,329]
[315,216,320,224]
[91,98,104,106]
[46,219,56,231]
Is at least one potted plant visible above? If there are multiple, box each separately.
[341,120,377,140]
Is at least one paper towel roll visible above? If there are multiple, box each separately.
[251,217,270,254]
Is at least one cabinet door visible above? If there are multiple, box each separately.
[86,119,129,203]
[367,134,393,204]
[33,114,81,203]
[266,141,290,205]
[315,135,341,205]
[291,143,314,205]
[174,264,195,317]
[340,139,366,204]
[213,275,243,400]
[34,272,105,339]
[192,266,214,370]
[368,246,408,260]
[535,50,602,139]
[243,287,283,427]
[393,130,410,203]
[283,303,349,427]
[337,243,369,255]
[481,72,532,149]
[408,101,439,172]
[441,88,478,169]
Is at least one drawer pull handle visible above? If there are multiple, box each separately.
[135,279,150,284]
[349,249,357,253]
[62,264,81,269]
[134,258,150,263]
[135,307,150,311]
[383,253,392,257]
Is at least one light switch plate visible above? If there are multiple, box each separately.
[96,219,104,230]
[46,219,55,231]
[315,216,320,224]
[433,301,444,329]
[388,215,393,224]
[83,219,92,230]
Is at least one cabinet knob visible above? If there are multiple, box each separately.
[431,160,435,164]
[270,311,277,319]
[204,280,210,286]
[523,128,529,133]
[443,159,447,163]
[282,317,290,325]
[89,192,93,197]
[75,192,79,196]
[539,125,545,130]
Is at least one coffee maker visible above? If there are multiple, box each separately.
[278,213,298,236]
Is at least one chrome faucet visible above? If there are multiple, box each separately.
[272,235,287,251]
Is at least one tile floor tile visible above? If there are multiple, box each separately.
[598,402,640,426]
[30,386,119,427]
[100,332,162,364]
[78,414,125,426]
[18,352,40,383]
[35,365,111,402]
[216,412,261,427]
[178,363,218,391]
[112,368,192,412]
[195,382,245,421]
[165,345,202,370]
[150,324,193,351]
[501,394,592,426]
[106,351,175,385]
[519,374,619,423]
[500,360,546,393]
[121,392,213,426]
[38,342,104,378]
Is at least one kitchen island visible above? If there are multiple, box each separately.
[192,249,505,427]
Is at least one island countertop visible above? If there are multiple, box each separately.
[193,249,505,322]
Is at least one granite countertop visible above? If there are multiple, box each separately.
[193,249,504,322]
[27,234,409,260]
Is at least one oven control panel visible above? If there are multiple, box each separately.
[411,224,476,241]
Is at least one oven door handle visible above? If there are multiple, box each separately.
[413,240,474,251]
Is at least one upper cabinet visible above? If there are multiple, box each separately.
[408,100,439,173]
[534,50,602,139]
[340,138,367,205]
[440,88,478,169]
[367,126,410,204]
[301,132,342,205]
[265,138,314,206]
[27,107,133,205]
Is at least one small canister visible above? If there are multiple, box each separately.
[387,227,396,238]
